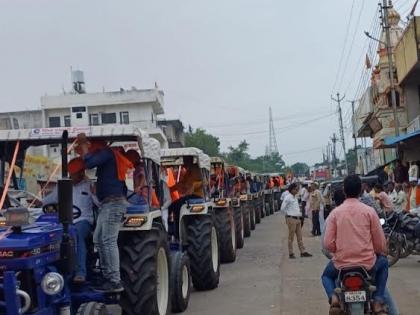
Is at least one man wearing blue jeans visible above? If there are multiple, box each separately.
[323,175,388,315]
[78,136,129,293]
[43,157,97,283]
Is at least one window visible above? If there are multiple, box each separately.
[101,113,116,124]
[89,113,100,126]
[12,118,19,129]
[49,116,61,127]
[71,106,86,113]
[64,115,71,127]
[120,111,129,124]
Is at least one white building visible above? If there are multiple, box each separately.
[0,71,168,148]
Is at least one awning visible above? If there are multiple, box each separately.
[384,130,420,146]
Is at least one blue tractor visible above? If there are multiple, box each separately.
[0,125,180,315]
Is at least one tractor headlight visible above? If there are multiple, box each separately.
[124,216,147,227]
[190,205,205,213]
[41,272,64,295]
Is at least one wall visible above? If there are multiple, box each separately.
[404,82,420,123]
[395,17,419,83]
[0,111,42,129]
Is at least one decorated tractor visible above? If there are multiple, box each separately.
[161,148,220,292]
[209,157,237,263]
[0,125,178,315]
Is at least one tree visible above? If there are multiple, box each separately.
[226,140,250,165]
[185,128,221,156]
[225,141,286,173]
[290,162,310,177]
[345,145,361,175]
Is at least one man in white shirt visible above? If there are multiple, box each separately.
[281,183,312,259]
[43,157,98,283]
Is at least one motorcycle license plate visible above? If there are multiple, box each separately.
[344,291,366,303]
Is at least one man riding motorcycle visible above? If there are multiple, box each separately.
[322,175,388,315]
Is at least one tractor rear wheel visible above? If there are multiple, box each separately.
[255,205,261,224]
[243,206,251,237]
[234,207,244,249]
[119,226,170,315]
[186,216,220,290]
[250,207,256,230]
[215,208,237,263]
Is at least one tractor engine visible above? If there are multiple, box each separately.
[0,208,65,314]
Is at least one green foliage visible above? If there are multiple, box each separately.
[290,162,310,176]
[225,140,285,173]
[185,127,221,156]
[346,145,361,175]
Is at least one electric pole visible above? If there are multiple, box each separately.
[332,93,349,174]
[381,0,400,136]
[348,100,358,151]
[331,134,338,177]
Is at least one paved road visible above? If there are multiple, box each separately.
[183,212,420,315]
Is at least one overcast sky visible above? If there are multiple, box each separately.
[0,0,416,165]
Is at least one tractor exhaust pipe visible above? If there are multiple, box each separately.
[58,180,74,274]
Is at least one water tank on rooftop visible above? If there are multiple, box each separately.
[71,70,85,94]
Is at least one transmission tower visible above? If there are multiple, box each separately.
[268,107,279,155]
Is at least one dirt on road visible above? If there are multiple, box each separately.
[183,212,420,315]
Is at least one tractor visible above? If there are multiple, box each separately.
[161,148,220,292]
[0,125,177,315]
[209,157,236,263]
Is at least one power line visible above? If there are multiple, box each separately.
[337,0,366,91]
[331,0,357,93]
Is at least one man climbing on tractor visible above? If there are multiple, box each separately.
[76,133,133,293]
[43,157,98,284]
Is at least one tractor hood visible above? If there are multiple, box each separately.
[0,222,62,270]
[0,222,62,250]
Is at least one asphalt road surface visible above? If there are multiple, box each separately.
[183,212,420,315]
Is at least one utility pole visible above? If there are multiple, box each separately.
[268,107,279,155]
[381,0,400,136]
[331,134,338,177]
[332,93,349,174]
[348,100,358,151]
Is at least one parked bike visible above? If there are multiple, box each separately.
[382,211,420,266]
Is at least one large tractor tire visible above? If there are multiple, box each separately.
[264,200,271,217]
[255,205,261,224]
[215,208,237,263]
[243,206,251,238]
[77,302,110,315]
[270,199,275,215]
[234,207,244,249]
[260,201,265,218]
[186,216,220,290]
[170,251,191,313]
[250,207,256,231]
[120,226,170,315]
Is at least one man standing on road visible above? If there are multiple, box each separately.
[309,182,322,236]
[281,183,312,259]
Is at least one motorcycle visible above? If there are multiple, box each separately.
[381,211,420,266]
[334,267,377,315]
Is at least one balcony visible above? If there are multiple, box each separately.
[407,115,420,133]
[394,17,420,84]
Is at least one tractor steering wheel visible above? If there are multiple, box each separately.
[42,203,82,220]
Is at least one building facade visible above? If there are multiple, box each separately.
[157,119,185,148]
